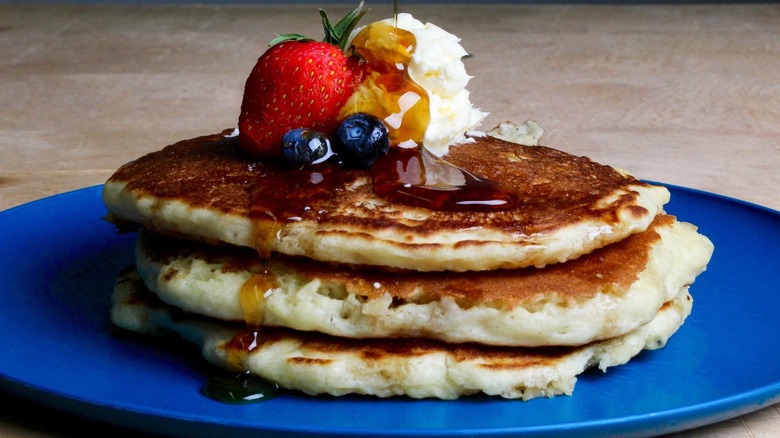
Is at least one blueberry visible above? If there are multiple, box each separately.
[281,128,334,166]
[332,113,390,168]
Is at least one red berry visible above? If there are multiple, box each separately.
[238,41,361,159]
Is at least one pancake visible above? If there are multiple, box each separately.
[102,126,670,272]
[110,267,693,400]
[134,214,712,347]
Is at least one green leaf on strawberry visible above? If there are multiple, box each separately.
[238,1,368,158]
[267,33,314,46]
[320,2,368,49]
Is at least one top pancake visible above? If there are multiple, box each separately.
[102,128,670,271]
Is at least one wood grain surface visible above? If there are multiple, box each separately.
[1,3,778,436]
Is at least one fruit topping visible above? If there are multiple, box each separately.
[341,13,487,157]
[332,113,390,168]
[233,2,517,211]
[237,2,368,159]
[339,21,429,149]
[281,128,334,166]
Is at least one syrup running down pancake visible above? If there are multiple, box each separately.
[102,129,670,272]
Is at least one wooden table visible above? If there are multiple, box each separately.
[1,3,778,436]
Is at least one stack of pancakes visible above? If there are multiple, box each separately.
[103,124,713,400]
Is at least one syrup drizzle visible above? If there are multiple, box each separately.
[202,371,279,404]
[342,21,430,148]
[343,19,517,210]
[371,147,519,211]
[239,166,345,330]
[203,329,280,403]
[239,269,275,326]
[225,166,349,387]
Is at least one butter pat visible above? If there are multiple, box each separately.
[347,13,488,157]
[396,13,488,156]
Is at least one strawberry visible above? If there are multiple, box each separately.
[238,2,368,159]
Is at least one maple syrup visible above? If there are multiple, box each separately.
[371,146,519,211]
[338,20,518,211]
[341,21,430,147]
[203,329,280,403]
[239,272,276,326]
[241,166,347,326]
[202,371,279,404]
[247,166,348,225]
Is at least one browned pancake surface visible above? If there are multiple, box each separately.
[108,130,654,238]
[142,215,673,309]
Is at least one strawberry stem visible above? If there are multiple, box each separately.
[267,1,367,50]
[321,1,367,50]
[268,33,314,47]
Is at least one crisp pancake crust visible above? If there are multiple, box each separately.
[103,129,670,271]
[135,214,713,346]
[110,267,693,400]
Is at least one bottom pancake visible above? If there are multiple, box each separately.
[111,267,693,400]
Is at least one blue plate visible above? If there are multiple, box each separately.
[0,185,779,437]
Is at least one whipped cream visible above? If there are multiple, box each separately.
[350,13,488,157]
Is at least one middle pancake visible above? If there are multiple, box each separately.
[136,214,713,347]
